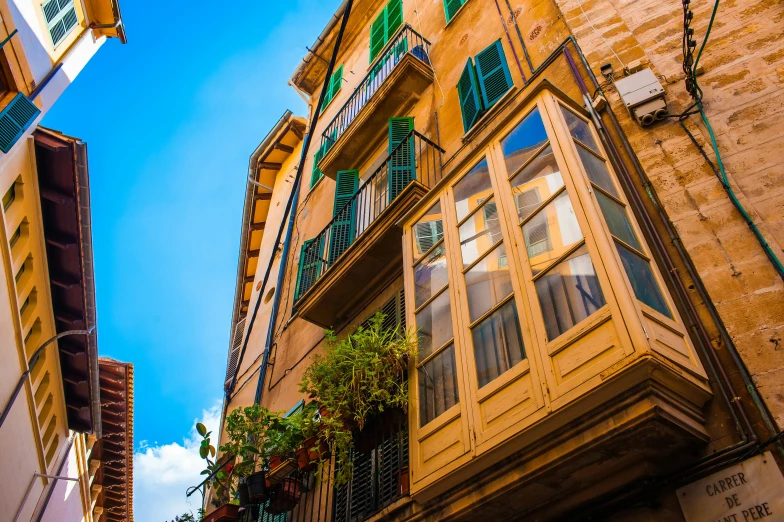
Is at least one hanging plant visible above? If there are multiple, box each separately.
[299,312,417,485]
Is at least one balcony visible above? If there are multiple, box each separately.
[296,130,443,328]
[318,25,433,179]
[239,411,409,522]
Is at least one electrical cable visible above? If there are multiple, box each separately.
[680,0,784,280]
[574,0,626,71]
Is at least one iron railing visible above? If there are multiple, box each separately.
[236,414,409,522]
[319,24,432,156]
[296,130,444,301]
[333,409,409,522]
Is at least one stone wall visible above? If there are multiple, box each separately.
[555,0,784,427]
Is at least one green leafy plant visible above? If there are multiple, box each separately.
[219,404,281,477]
[195,422,235,506]
[299,312,417,485]
[166,513,197,522]
[266,402,320,459]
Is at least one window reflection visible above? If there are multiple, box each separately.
[501,107,549,175]
[464,244,513,322]
[458,198,502,267]
[577,145,618,198]
[510,145,564,222]
[560,106,599,152]
[595,191,640,250]
[414,245,448,309]
[534,246,606,340]
[454,159,493,222]
[524,191,583,273]
[416,290,453,360]
[419,345,459,426]
[413,201,444,259]
[617,243,671,318]
[472,299,525,388]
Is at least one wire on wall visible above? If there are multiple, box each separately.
[680,0,784,280]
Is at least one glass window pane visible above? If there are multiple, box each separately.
[416,290,453,360]
[595,190,641,250]
[413,201,444,258]
[501,106,549,175]
[535,245,606,340]
[524,191,583,274]
[454,159,493,222]
[471,299,526,388]
[465,243,513,322]
[414,245,448,309]
[458,198,502,267]
[577,145,618,198]
[617,242,672,318]
[419,344,459,426]
[560,105,598,152]
[509,145,564,222]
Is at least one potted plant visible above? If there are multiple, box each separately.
[195,422,239,521]
[219,404,281,504]
[299,312,417,486]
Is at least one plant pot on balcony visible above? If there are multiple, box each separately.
[268,455,283,471]
[268,477,303,514]
[306,436,331,462]
[202,503,240,522]
[246,471,268,504]
[237,481,250,507]
[399,465,410,496]
[295,446,311,471]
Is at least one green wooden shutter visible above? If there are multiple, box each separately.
[444,0,463,22]
[0,93,40,154]
[388,117,415,201]
[329,170,359,265]
[321,64,344,112]
[311,143,326,188]
[385,0,403,40]
[475,40,513,109]
[370,12,386,62]
[457,59,483,132]
[295,238,324,301]
[43,0,78,47]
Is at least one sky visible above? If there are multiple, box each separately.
[41,1,340,519]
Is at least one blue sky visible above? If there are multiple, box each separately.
[42,1,339,518]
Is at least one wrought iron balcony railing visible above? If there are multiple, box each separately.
[319,25,432,158]
[297,130,444,301]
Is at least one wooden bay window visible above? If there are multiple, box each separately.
[403,89,708,495]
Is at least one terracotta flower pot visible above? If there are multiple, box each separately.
[268,477,303,514]
[307,437,330,462]
[399,465,410,496]
[268,455,283,471]
[295,446,310,471]
[202,503,239,522]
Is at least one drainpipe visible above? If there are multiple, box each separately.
[249,0,357,406]
[492,0,526,82]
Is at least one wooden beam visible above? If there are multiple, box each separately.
[258,162,282,170]
[249,222,266,231]
[45,234,77,249]
[274,143,294,153]
[290,125,304,140]
[41,188,73,204]
[51,275,80,289]
[254,192,272,201]
[248,249,260,257]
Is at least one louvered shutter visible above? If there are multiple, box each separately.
[444,0,463,22]
[387,117,415,201]
[223,317,246,391]
[43,0,78,47]
[457,59,483,132]
[311,142,327,188]
[475,40,513,108]
[385,0,403,40]
[0,93,40,154]
[328,170,359,265]
[321,64,344,112]
[370,12,386,62]
[295,237,324,301]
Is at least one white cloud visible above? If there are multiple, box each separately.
[134,401,222,522]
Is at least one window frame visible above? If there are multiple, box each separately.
[41,0,79,49]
